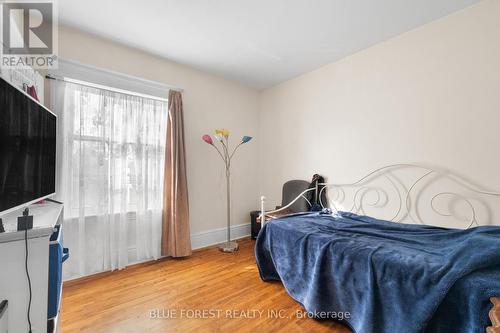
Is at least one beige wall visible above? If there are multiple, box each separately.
[260,0,500,218]
[51,0,500,235]
[55,26,261,235]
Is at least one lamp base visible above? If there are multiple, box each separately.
[218,241,239,253]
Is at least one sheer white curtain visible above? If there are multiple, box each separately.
[51,79,168,279]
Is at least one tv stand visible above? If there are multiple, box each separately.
[0,202,63,333]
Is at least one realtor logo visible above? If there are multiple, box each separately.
[0,1,57,68]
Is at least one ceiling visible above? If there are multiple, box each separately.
[58,0,480,89]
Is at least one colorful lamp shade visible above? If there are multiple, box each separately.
[215,129,230,138]
[241,136,252,143]
[202,134,213,145]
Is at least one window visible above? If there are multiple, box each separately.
[61,81,168,218]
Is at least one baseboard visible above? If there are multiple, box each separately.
[190,223,251,250]
[125,223,251,263]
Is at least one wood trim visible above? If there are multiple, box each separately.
[488,297,500,333]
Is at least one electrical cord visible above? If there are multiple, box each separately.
[24,228,32,333]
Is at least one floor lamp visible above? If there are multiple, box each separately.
[202,129,252,252]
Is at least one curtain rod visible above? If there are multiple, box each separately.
[56,58,184,93]
[45,74,170,103]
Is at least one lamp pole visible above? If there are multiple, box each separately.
[219,139,240,253]
[224,167,234,251]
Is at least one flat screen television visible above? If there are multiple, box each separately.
[0,76,56,216]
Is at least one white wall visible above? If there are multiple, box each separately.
[52,25,261,238]
[260,0,500,216]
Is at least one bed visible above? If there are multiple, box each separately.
[255,164,500,333]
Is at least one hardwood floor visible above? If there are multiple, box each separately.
[62,238,351,333]
[489,297,500,333]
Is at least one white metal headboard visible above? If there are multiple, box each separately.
[260,163,500,229]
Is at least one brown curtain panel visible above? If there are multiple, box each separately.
[161,90,192,257]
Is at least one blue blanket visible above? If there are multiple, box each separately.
[255,210,500,333]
